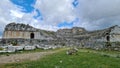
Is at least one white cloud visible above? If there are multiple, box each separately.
[10,10,25,18]
[0,0,20,31]
[34,0,76,26]
[76,0,120,30]
[0,0,76,34]
[1,0,120,38]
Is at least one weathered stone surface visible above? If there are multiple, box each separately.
[24,45,36,50]
[1,23,120,51]
[3,23,55,40]
[7,45,16,52]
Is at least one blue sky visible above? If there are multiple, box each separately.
[10,0,36,13]
[10,0,43,20]
[72,0,79,7]
[0,0,120,38]
[10,0,79,28]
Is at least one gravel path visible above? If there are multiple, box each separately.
[0,51,56,64]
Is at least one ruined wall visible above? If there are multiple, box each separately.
[2,23,120,50]
[3,31,30,39]
[2,23,54,40]
[3,30,45,39]
[3,30,52,40]
[110,26,120,42]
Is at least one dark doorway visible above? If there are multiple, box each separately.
[30,33,34,39]
[106,35,110,41]
[106,33,110,41]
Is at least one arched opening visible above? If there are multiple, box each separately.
[30,33,34,39]
[106,35,110,41]
[106,33,110,41]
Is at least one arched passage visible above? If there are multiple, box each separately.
[106,35,110,41]
[106,33,110,41]
[30,33,34,39]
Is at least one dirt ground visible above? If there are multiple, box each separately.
[0,51,56,64]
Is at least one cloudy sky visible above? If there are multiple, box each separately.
[0,0,120,37]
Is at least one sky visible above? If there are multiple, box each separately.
[0,0,120,38]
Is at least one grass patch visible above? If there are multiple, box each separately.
[2,49,120,68]
[0,48,60,56]
[0,47,3,50]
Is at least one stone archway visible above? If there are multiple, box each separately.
[106,35,110,41]
[106,33,110,41]
[30,33,34,39]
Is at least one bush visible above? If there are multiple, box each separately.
[11,40,17,46]
[105,42,111,47]
[103,54,110,57]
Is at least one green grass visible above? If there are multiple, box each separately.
[2,49,120,68]
[0,48,57,56]
[0,47,3,50]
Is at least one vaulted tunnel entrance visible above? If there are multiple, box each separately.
[106,35,110,41]
[106,33,110,41]
[30,33,34,39]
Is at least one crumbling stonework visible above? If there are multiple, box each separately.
[3,23,55,40]
[1,23,120,51]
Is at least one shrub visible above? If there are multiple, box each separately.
[105,42,111,47]
[11,40,17,46]
[103,54,110,57]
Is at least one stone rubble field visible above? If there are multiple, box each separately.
[0,44,62,53]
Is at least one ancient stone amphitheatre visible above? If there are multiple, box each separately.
[0,23,119,68]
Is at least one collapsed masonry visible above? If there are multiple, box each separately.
[1,23,120,51]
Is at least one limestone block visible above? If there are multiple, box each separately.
[7,45,16,52]
[14,46,24,51]
[24,45,36,50]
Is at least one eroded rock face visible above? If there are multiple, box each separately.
[3,23,55,40]
[56,27,86,37]
[1,23,120,51]
[5,23,37,31]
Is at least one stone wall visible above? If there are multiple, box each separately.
[3,30,49,40]
[3,31,31,39]
[1,23,120,51]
